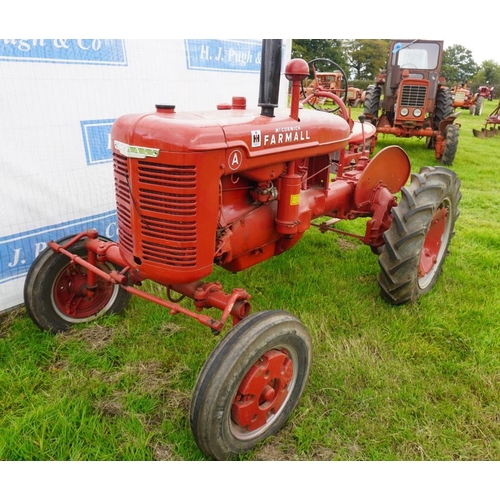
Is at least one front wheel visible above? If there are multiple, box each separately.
[190,310,312,460]
[23,235,131,333]
[378,167,461,305]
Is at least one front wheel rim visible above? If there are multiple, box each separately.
[52,261,119,323]
[230,347,297,441]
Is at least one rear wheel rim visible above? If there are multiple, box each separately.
[418,198,451,289]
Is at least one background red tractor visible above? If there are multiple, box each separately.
[452,83,482,115]
[300,58,348,112]
[363,39,460,166]
[477,85,494,101]
[299,58,364,110]
[471,85,495,115]
[23,40,462,460]
[346,85,364,107]
[455,85,496,116]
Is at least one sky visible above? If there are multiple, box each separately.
[443,39,497,65]
[2,2,499,65]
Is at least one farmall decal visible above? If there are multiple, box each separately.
[251,126,311,148]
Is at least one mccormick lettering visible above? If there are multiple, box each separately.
[274,126,302,133]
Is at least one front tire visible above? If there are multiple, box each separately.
[23,235,131,333]
[190,310,312,460]
[378,167,461,305]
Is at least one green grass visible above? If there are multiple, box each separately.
[1,101,500,461]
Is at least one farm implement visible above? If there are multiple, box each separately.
[473,100,500,138]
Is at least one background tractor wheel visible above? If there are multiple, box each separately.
[23,235,131,333]
[441,124,460,166]
[378,167,461,305]
[475,96,484,116]
[434,87,454,123]
[190,310,312,460]
[363,84,381,124]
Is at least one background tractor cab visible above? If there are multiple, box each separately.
[364,39,460,166]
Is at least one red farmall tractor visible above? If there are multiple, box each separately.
[23,40,462,460]
[363,40,460,166]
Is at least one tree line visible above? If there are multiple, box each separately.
[291,39,500,92]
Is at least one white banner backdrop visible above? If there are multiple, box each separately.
[0,39,292,312]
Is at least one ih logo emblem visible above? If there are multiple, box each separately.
[251,130,261,148]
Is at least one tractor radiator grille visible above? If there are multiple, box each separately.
[113,153,198,267]
[400,85,427,107]
[454,90,466,103]
[113,154,134,254]
[138,162,197,267]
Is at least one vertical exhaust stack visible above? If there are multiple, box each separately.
[259,39,282,117]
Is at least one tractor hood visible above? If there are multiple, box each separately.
[111,104,351,160]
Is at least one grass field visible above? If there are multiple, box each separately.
[1,99,499,462]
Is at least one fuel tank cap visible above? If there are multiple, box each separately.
[156,104,175,113]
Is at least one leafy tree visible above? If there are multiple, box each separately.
[343,39,389,80]
[471,60,500,90]
[442,45,479,86]
[291,39,346,68]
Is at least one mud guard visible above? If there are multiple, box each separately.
[354,145,411,209]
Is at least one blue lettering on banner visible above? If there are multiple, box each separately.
[81,119,114,165]
[0,211,118,284]
[0,39,127,66]
[184,39,262,73]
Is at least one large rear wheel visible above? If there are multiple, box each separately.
[23,235,131,333]
[378,167,461,305]
[190,310,312,460]
[434,87,454,123]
